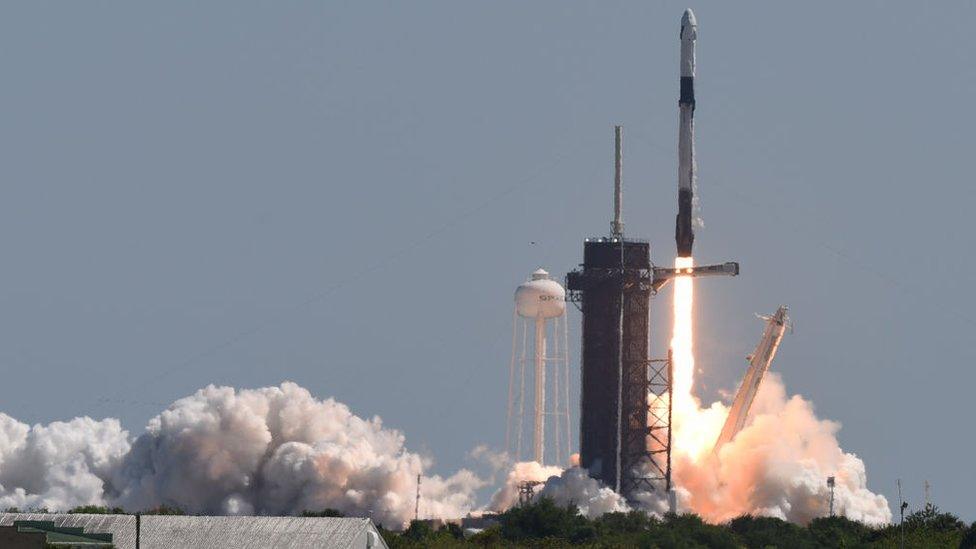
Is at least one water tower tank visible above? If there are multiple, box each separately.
[515,269,566,318]
[507,267,572,467]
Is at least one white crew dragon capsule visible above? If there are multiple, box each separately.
[676,8,697,258]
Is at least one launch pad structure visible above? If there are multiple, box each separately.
[565,126,675,501]
[565,123,738,503]
[559,9,739,505]
[566,238,673,499]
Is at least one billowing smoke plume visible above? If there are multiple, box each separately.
[488,461,628,519]
[0,415,129,511]
[488,461,563,512]
[488,374,890,525]
[0,382,482,528]
[0,377,889,527]
[537,468,630,518]
[667,374,891,524]
[616,373,891,525]
[110,382,483,526]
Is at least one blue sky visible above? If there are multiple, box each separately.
[0,2,973,518]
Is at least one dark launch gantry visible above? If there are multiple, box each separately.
[566,239,672,499]
[564,122,738,503]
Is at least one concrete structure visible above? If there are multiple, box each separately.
[0,514,387,549]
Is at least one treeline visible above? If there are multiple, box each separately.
[7,500,976,547]
[381,498,976,548]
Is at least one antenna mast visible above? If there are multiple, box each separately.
[827,476,836,517]
[414,474,421,522]
[611,125,624,237]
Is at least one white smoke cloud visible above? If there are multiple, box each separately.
[108,382,483,527]
[488,461,563,512]
[0,414,129,511]
[0,377,889,527]
[0,382,482,528]
[487,461,629,519]
[536,468,630,518]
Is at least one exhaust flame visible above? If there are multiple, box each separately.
[662,256,891,524]
[670,256,716,461]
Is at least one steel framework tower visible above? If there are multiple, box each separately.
[565,127,673,500]
[567,237,664,498]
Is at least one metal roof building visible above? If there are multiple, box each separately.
[1,514,136,548]
[0,514,388,549]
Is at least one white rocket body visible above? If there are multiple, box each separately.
[676,8,697,257]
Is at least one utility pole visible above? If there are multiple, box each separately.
[898,479,906,549]
[827,476,835,517]
[414,474,421,522]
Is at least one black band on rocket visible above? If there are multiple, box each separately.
[680,77,695,105]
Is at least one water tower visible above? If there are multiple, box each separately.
[506,268,571,466]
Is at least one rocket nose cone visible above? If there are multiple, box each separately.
[681,9,697,40]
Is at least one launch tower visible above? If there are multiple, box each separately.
[566,127,671,499]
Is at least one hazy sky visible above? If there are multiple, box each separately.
[1,2,974,519]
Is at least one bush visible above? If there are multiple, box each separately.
[67,505,127,514]
[807,515,873,547]
[499,497,594,543]
[140,505,185,515]
[300,508,345,517]
[728,514,814,549]
[904,504,966,533]
[960,522,976,549]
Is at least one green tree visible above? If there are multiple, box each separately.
[807,515,872,548]
[499,497,594,543]
[140,505,185,515]
[729,514,814,549]
[402,520,435,542]
[959,522,976,549]
[904,504,966,533]
[593,510,657,535]
[662,513,740,549]
[68,505,126,514]
[300,508,345,517]
[466,525,504,547]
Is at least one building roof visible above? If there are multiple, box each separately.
[0,514,388,549]
[11,520,114,546]
[139,516,385,549]
[1,514,135,549]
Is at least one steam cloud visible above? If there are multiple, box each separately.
[489,375,890,525]
[0,415,129,511]
[0,377,890,527]
[0,382,481,527]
